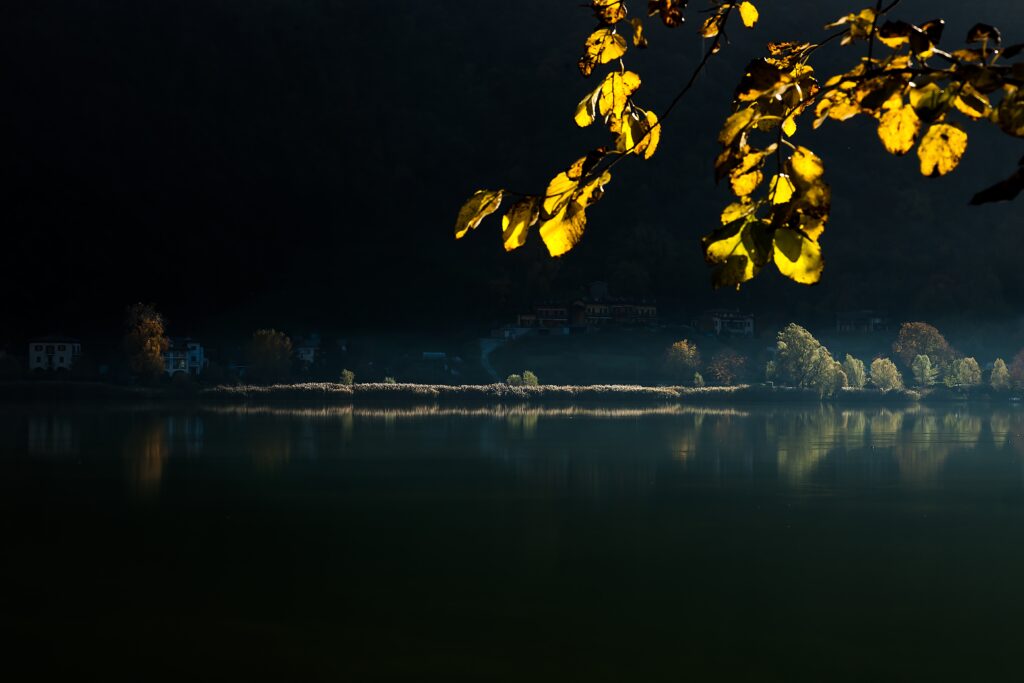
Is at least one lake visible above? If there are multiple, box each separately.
[3,402,1024,680]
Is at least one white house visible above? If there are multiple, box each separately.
[164,338,207,376]
[29,336,81,371]
[294,333,321,367]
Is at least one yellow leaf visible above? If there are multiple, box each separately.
[782,115,797,137]
[789,146,824,184]
[648,0,685,28]
[995,89,1024,137]
[729,150,766,197]
[636,109,661,159]
[598,71,642,120]
[773,227,823,284]
[578,29,628,77]
[539,172,611,257]
[918,123,968,176]
[592,0,627,24]
[630,18,649,48]
[814,90,860,127]
[702,216,773,289]
[501,197,539,252]
[770,174,796,204]
[574,88,601,127]
[718,109,755,147]
[738,2,759,28]
[455,190,503,239]
[720,201,755,225]
[700,12,724,38]
[952,83,991,120]
[876,103,921,155]
[908,82,951,122]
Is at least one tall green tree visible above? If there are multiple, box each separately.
[123,303,169,382]
[773,323,844,396]
[945,357,982,387]
[991,358,1010,391]
[870,357,904,392]
[911,354,938,388]
[842,354,865,389]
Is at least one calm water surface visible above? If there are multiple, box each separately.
[3,402,1024,680]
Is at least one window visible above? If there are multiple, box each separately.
[59,345,66,351]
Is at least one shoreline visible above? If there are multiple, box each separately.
[2,380,1008,406]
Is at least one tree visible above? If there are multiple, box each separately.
[842,354,866,389]
[870,358,904,392]
[707,349,748,386]
[247,329,293,384]
[456,2,1024,289]
[522,370,540,387]
[1010,350,1024,388]
[911,354,939,388]
[693,371,705,388]
[991,358,1010,391]
[773,323,844,395]
[506,373,523,386]
[665,339,701,383]
[123,303,169,382]
[892,322,955,369]
[340,369,356,386]
[945,357,982,387]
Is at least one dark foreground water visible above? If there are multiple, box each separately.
[3,402,1024,681]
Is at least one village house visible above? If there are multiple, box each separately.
[699,310,755,337]
[836,310,889,334]
[28,336,81,371]
[293,333,321,367]
[163,338,207,376]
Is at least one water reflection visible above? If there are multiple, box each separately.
[124,418,168,501]
[13,403,1024,494]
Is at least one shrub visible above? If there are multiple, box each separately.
[991,358,1010,391]
[911,354,938,387]
[665,340,701,383]
[506,374,523,386]
[693,371,705,388]
[944,357,981,387]
[522,370,539,387]
[870,357,904,392]
[707,349,748,386]
[340,369,355,386]
[842,354,866,389]
[383,376,397,384]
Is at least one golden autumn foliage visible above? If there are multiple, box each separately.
[457,1,1024,287]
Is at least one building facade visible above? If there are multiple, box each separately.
[28,337,81,371]
[164,338,207,376]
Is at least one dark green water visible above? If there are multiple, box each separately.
[3,402,1024,681]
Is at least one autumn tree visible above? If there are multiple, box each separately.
[123,303,169,382]
[665,339,702,383]
[870,357,904,392]
[707,349,748,385]
[991,358,1010,391]
[842,354,866,389]
[1010,350,1024,388]
[247,329,293,384]
[456,2,1024,288]
[911,354,938,387]
[892,322,955,368]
